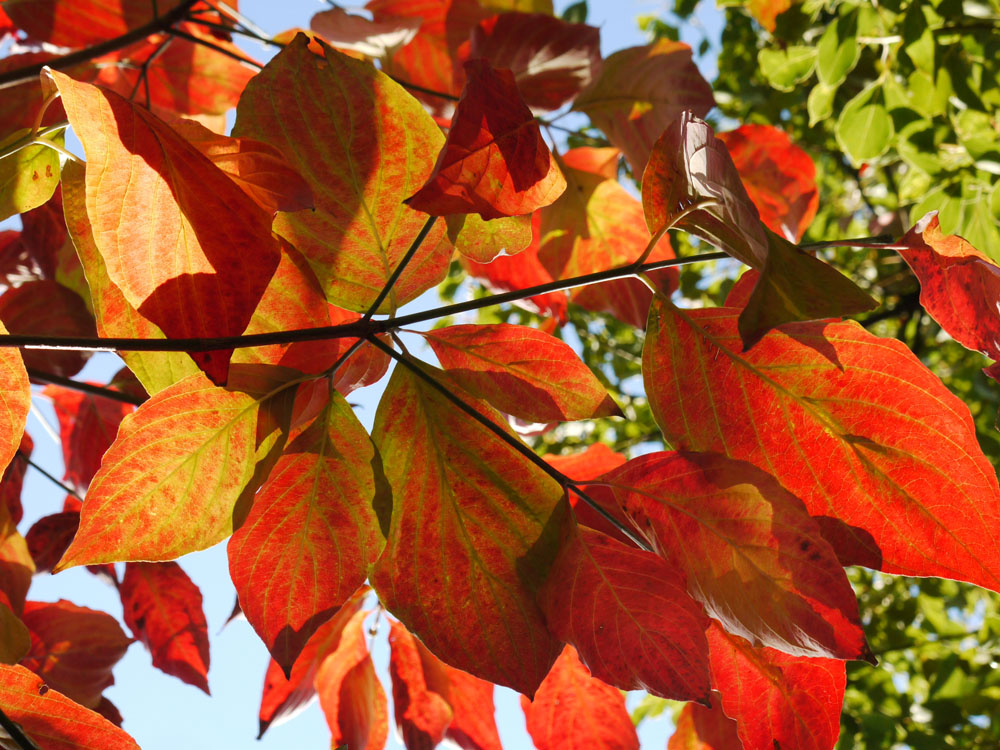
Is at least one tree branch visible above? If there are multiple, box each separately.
[0,0,202,90]
[27,369,146,406]
[16,451,84,502]
[0,706,38,750]
[362,216,437,322]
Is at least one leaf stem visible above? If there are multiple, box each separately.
[27,368,146,406]
[0,0,202,90]
[0,706,38,750]
[362,216,437,322]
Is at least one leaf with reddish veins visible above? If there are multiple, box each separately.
[50,70,280,384]
[4,0,186,46]
[0,664,140,750]
[119,561,210,693]
[447,213,533,263]
[522,645,639,750]
[229,390,388,671]
[371,364,567,695]
[644,296,1000,590]
[420,323,620,422]
[469,13,601,111]
[310,7,420,58]
[717,124,819,243]
[0,280,95,377]
[235,35,451,313]
[20,600,132,709]
[573,41,714,175]
[406,59,567,220]
[602,451,868,661]
[538,524,712,701]
[668,701,742,750]
[388,620,454,749]
[61,161,200,395]
[43,384,133,491]
[707,623,844,750]
[258,587,368,737]
[315,610,388,750]
[897,213,1000,376]
[55,367,295,569]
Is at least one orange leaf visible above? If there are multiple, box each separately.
[544,443,626,481]
[0,323,28,479]
[406,59,567,220]
[4,0,187,46]
[49,69,281,383]
[420,323,620,422]
[0,664,139,750]
[643,296,1000,591]
[310,7,420,58]
[228,390,388,671]
[388,621,454,748]
[667,701,742,750]
[120,561,211,693]
[538,524,712,701]
[522,645,639,750]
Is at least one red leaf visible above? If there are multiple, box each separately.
[421,323,620,421]
[4,0,187,46]
[538,524,712,701]
[315,610,388,750]
[469,13,601,111]
[573,41,714,175]
[234,35,452,313]
[717,124,819,243]
[50,69,281,384]
[25,511,79,574]
[667,701,742,750]
[643,296,1000,590]
[371,364,567,696]
[257,587,368,737]
[43,384,133,491]
[0,664,139,750]
[310,7,421,58]
[897,213,1000,375]
[388,621,454,749]
[228,390,387,671]
[522,645,639,750]
[0,280,95,377]
[602,451,868,661]
[441,666,501,750]
[707,623,845,750]
[1,433,31,525]
[120,561,211,693]
[406,59,567,219]
[20,600,132,709]
[544,443,626,481]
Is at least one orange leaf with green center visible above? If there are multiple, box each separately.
[601,451,868,661]
[643,296,1000,591]
[55,367,296,569]
[228,390,388,671]
[420,323,620,422]
[120,561,211,694]
[538,524,712,702]
[371,364,567,696]
[406,59,567,220]
[0,664,139,750]
[49,69,280,384]
[234,34,452,313]
[521,645,639,750]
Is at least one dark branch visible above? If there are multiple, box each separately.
[27,369,146,406]
[363,216,438,322]
[168,26,262,68]
[0,706,38,750]
[17,451,85,502]
[389,77,460,101]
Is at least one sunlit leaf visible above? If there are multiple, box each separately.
[0,280,95,377]
[2,0,186,46]
[310,7,420,58]
[388,620,454,748]
[446,213,532,264]
[0,321,28,477]
[0,128,62,222]
[667,701,741,750]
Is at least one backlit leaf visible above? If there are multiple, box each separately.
[55,367,296,569]
[521,645,639,750]
[643,296,1000,591]
[24,511,79,574]
[0,601,28,664]
[120,561,211,693]
[20,600,132,709]
[0,664,139,750]
[234,34,451,313]
[229,390,388,671]
[0,434,30,525]
[310,7,420,58]
[406,59,566,220]
[2,0,186,46]
[538,524,712,701]
[371,364,567,695]
[388,620,453,749]
[544,443,626,481]
[573,41,714,175]
[0,499,31,615]
[0,280,95,377]
[50,69,280,383]
[446,213,532,264]
[0,320,28,477]
[420,323,620,422]
[667,701,742,750]
[0,128,61,222]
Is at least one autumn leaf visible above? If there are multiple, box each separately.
[310,6,420,58]
[388,620,454,749]
[371,363,567,696]
[25,511,80,574]
[573,41,714,175]
[0,499,32,616]
[538,524,712,701]
[446,213,533,264]
[667,701,742,750]
[0,127,62,222]
[120,561,211,693]
[0,321,28,477]
[643,296,1000,591]
[228,390,388,671]
[521,645,639,750]
[0,599,28,665]
[55,367,296,569]
[419,323,620,422]
[3,0,186,46]
[0,664,139,750]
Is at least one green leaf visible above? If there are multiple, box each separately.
[836,82,894,166]
[807,82,837,127]
[816,10,858,87]
[0,128,62,222]
[758,45,816,92]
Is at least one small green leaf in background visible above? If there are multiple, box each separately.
[816,10,859,87]
[836,82,894,165]
[758,45,816,91]
[0,128,63,222]
[808,82,837,126]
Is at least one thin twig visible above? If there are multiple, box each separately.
[17,451,84,502]
[27,368,145,406]
[0,706,38,750]
[800,234,899,250]
[168,26,263,68]
[363,216,437,322]
[389,76,460,101]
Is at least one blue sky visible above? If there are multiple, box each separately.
[17,1,723,748]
